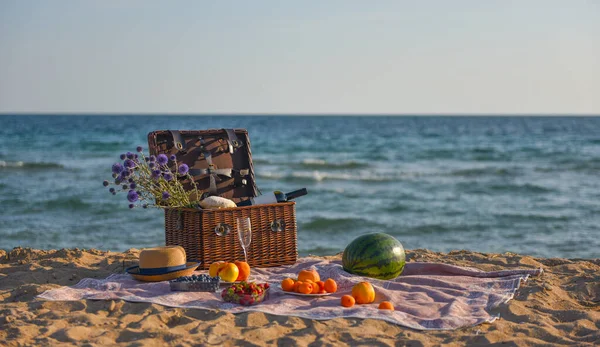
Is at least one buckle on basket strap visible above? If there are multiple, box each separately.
[169,130,186,153]
[223,129,243,153]
[214,223,231,236]
[207,164,215,174]
[270,219,286,232]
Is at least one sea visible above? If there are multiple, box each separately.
[1,115,599,259]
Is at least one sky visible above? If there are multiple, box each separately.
[0,1,599,114]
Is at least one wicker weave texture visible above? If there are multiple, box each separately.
[165,202,297,269]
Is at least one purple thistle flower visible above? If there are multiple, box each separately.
[149,155,156,162]
[128,178,134,183]
[163,173,173,181]
[151,169,161,179]
[136,146,143,153]
[178,163,189,175]
[127,190,139,202]
[148,162,155,168]
[144,156,150,162]
[115,178,122,185]
[122,185,128,190]
[169,155,176,161]
[120,154,126,160]
[130,182,136,189]
[109,188,115,193]
[102,180,109,187]
[112,163,124,174]
[126,152,134,159]
[162,191,170,200]
[124,159,136,169]
[129,204,135,209]
[120,170,130,178]
[157,154,168,165]
[112,173,118,179]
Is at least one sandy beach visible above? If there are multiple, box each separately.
[0,248,597,346]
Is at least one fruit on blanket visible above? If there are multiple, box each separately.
[310,283,320,294]
[298,269,320,283]
[209,261,228,277]
[293,281,303,293]
[221,281,270,306]
[352,282,375,304]
[219,263,240,282]
[298,282,313,294]
[378,301,394,310]
[341,295,355,307]
[324,279,337,293]
[281,278,295,292]
[234,261,251,281]
[342,233,406,280]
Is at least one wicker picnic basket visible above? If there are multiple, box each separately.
[148,129,298,269]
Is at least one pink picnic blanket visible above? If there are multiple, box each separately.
[37,258,542,330]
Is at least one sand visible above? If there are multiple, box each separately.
[0,248,598,346]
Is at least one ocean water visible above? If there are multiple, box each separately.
[1,115,599,259]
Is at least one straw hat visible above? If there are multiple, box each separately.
[126,246,200,282]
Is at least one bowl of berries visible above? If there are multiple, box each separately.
[221,281,270,306]
[170,274,221,292]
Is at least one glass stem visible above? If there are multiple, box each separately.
[243,248,248,263]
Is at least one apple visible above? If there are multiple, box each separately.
[219,263,240,282]
[209,261,228,277]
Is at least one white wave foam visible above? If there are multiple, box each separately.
[258,170,397,182]
[0,160,24,167]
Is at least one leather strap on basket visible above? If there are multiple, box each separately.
[169,130,186,153]
[223,129,243,154]
[191,136,233,194]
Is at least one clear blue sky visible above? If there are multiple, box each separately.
[0,1,598,114]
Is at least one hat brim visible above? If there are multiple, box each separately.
[127,262,201,282]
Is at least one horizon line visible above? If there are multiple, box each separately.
[1,112,600,117]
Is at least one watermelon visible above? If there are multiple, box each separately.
[342,233,405,280]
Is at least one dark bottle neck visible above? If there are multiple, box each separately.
[285,188,308,200]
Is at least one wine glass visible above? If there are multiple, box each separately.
[237,217,252,263]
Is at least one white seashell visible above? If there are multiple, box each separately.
[199,196,237,209]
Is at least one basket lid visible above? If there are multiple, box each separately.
[147,129,259,203]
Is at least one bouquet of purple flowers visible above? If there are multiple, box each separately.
[103,146,199,209]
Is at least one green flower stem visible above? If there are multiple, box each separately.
[107,149,202,209]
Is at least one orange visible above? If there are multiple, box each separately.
[378,301,394,310]
[318,289,327,294]
[298,269,320,283]
[281,278,295,292]
[293,281,303,293]
[341,295,355,307]
[324,279,337,293]
[351,282,375,304]
[316,281,325,291]
[298,282,313,294]
[310,283,320,294]
[234,261,251,281]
